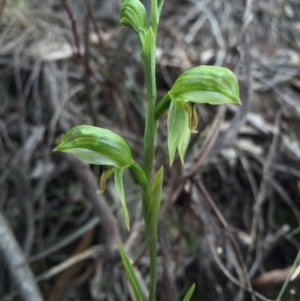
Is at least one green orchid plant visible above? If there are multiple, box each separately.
[54,0,241,300]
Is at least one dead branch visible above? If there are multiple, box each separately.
[252,266,300,289]
[0,212,44,301]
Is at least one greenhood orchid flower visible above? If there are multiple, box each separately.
[163,65,241,165]
[54,125,147,230]
[120,0,148,47]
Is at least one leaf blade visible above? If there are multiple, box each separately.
[182,283,196,301]
[114,169,130,230]
[118,244,145,301]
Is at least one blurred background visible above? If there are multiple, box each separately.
[0,0,300,300]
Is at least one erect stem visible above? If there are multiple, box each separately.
[143,29,157,301]
[141,1,159,300]
[148,235,157,301]
[150,0,158,36]
[143,29,157,182]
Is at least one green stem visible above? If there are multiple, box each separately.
[141,1,161,300]
[143,34,157,301]
[142,2,158,300]
[143,32,157,182]
[154,93,171,121]
[150,0,158,36]
[148,235,157,301]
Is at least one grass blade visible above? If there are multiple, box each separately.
[118,244,145,301]
[182,283,195,301]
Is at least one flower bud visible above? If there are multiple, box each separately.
[120,0,148,46]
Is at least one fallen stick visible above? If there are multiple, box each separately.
[0,212,44,301]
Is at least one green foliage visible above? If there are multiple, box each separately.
[277,228,300,301]
[157,0,165,17]
[118,244,145,301]
[145,166,163,240]
[182,283,196,301]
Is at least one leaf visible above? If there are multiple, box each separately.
[114,169,130,230]
[182,283,196,301]
[169,66,241,106]
[157,0,165,16]
[146,166,163,238]
[54,125,133,169]
[118,244,145,301]
[141,27,156,72]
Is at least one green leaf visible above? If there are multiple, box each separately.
[114,169,130,230]
[169,66,241,105]
[141,26,157,181]
[182,283,196,301]
[120,0,148,46]
[157,0,165,17]
[146,166,163,238]
[167,100,191,165]
[118,244,145,301]
[54,125,133,169]
[141,26,156,72]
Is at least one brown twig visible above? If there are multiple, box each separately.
[83,0,109,63]
[252,266,300,289]
[161,105,226,216]
[84,14,97,126]
[0,212,44,301]
[246,111,282,266]
[196,180,256,301]
[60,0,81,55]
[49,228,95,301]
[185,105,226,179]
[60,0,109,93]
[190,198,271,301]
[14,127,45,256]
[158,220,178,301]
